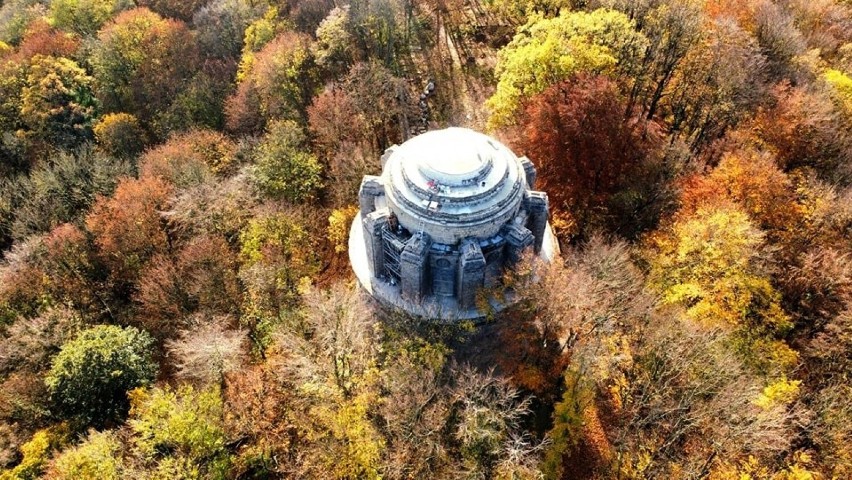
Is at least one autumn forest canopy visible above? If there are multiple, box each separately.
[0,0,850,478]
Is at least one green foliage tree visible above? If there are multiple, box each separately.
[45,325,157,427]
[488,8,648,126]
[89,7,200,138]
[19,55,96,149]
[155,65,234,134]
[49,0,134,37]
[128,385,229,476]
[10,147,132,242]
[252,119,322,202]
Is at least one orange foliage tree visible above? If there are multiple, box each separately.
[678,146,800,238]
[138,129,237,189]
[307,85,367,159]
[12,19,79,62]
[85,176,173,289]
[749,84,852,181]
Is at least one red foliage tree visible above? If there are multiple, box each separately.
[511,74,663,238]
[135,235,241,339]
[12,19,79,62]
[307,85,367,158]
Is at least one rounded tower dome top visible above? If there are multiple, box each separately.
[382,128,528,244]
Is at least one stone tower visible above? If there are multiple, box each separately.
[348,127,557,320]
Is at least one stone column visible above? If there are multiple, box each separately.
[524,191,549,253]
[457,240,486,309]
[363,210,388,278]
[359,176,385,218]
[520,156,537,189]
[400,232,430,303]
[503,223,534,264]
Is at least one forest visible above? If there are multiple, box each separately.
[0,0,850,478]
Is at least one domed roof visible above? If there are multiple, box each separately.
[382,128,528,244]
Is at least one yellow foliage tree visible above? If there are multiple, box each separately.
[48,431,122,480]
[823,68,852,116]
[648,204,790,331]
[0,425,70,480]
[310,388,384,479]
[754,377,801,410]
[328,205,358,254]
[236,7,283,83]
[487,8,647,127]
